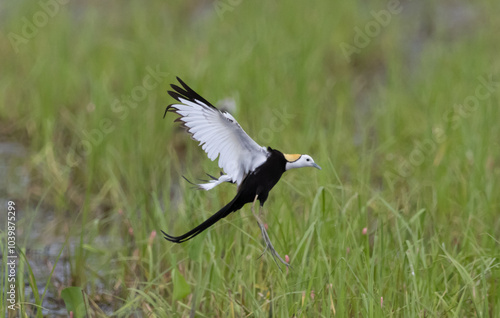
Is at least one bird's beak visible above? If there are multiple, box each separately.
[312,163,322,170]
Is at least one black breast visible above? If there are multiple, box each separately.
[236,148,287,207]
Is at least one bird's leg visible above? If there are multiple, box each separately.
[251,194,258,215]
[259,199,264,218]
[259,203,290,269]
[251,195,290,271]
[251,195,268,255]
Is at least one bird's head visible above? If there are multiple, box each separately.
[284,154,321,171]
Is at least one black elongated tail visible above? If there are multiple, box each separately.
[162,193,243,243]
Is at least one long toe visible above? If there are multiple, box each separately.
[257,222,290,270]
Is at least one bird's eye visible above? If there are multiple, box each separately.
[306,158,310,162]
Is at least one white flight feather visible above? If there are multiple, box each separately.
[171,97,268,187]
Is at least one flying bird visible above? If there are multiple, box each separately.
[162,77,321,267]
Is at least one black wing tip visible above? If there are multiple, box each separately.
[166,77,216,109]
[163,106,171,119]
[168,90,183,101]
[163,104,175,119]
[176,77,189,90]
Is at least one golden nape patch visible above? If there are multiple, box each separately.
[284,153,302,162]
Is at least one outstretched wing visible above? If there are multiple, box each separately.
[165,77,268,186]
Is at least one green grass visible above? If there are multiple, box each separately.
[1,0,500,316]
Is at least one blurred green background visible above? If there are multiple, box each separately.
[1,0,500,316]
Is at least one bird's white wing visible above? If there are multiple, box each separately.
[165,77,269,185]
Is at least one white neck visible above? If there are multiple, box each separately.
[285,161,302,171]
